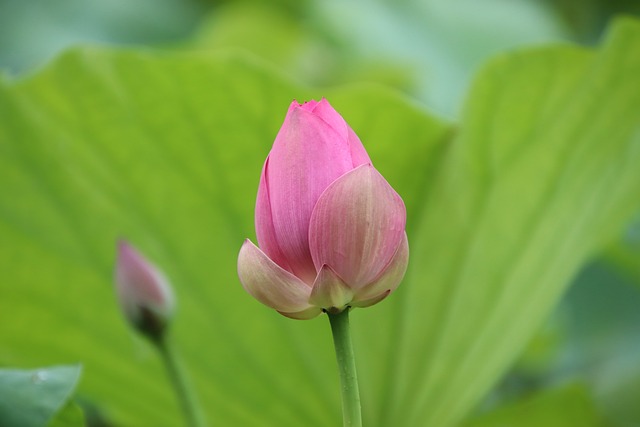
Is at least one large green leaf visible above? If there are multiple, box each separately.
[0,49,448,426]
[0,365,82,427]
[0,17,639,427]
[462,383,604,427]
[384,17,640,427]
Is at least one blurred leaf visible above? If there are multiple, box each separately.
[462,383,604,427]
[603,216,640,286]
[314,0,569,115]
[0,365,82,427]
[0,0,208,75]
[0,48,448,426]
[191,3,309,66]
[48,401,85,427]
[382,16,640,427]
[597,365,640,427]
[189,3,415,92]
[559,260,640,427]
[513,313,564,375]
[548,0,640,42]
[0,16,639,427]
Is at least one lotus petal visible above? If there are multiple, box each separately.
[237,240,313,313]
[309,164,406,288]
[352,233,409,306]
[309,265,354,312]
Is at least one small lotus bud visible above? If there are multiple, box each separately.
[114,240,175,340]
[238,99,408,319]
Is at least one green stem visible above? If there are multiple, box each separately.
[155,337,207,427]
[328,308,362,427]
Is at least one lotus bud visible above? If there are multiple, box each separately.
[238,98,408,319]
[114,240,175,339]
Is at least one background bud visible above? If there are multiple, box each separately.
[114,240,175,339]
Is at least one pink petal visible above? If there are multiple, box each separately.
[308,99,371,168]
[309,265,354,312]
[299,99,318,111]
[309,164,406,288]
[266,106,355,283]
[237,239,313,313]
[352,233,409,306]
[255,158,292,272]
[309,98,349,143]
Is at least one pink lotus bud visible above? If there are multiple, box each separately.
[114,240,175,338]
[238,98,408,319]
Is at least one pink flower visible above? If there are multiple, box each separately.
[114,240,175,336]
[237,99,408,319]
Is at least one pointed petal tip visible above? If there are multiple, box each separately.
[309,265,354,311]
[288,99,302,111]
[116,238,132,254]
[296,99,319,112]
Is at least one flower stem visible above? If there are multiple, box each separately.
[328,308,362,427]
[154,336,207,427]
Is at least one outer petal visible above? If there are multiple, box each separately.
[309,265,354,312]
[255,157,292,272]
[352,233,409,306]
[267,106,355,283]
[237,239,313,313]
[309,164,406,288]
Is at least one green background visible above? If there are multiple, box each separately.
[1,1,639,426]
